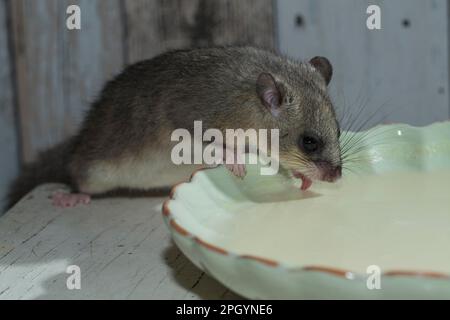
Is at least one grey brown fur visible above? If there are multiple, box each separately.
[7,46,341,209]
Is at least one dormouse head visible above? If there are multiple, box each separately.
[256,56,341,188]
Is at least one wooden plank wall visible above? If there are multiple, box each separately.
[123,0,275,63]
[9,0,275,164]
[10,0,125,163]
[0,0,19,211]
[276,0,449,129]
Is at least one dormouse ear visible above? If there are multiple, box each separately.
[256,73,282,117]
[309,56,333,85]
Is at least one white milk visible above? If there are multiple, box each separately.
[219,171,450,273]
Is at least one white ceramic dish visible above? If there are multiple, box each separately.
[163,122,450,299]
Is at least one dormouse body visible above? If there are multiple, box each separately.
[7,46,342,208]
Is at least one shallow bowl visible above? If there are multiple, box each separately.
[163,122,450,299]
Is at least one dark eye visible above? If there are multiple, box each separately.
[300,135,320,153]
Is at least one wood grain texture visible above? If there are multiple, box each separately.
[0,0,19,212]
[10,0,64,163]
[10,0,125,163]
[0,184,241,299]
[60,0,125,138]
[123,0,275,63]
[276,0,449,128]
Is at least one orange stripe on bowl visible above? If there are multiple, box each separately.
[169,182,184,199]
[194,237,229,255]
[167,167,211,199]
[170,219,192,237]
[189,167,209,181]
[384,270,450,279]
[303,266,350,277]
[162,200,171,217]
[240,255,279,267]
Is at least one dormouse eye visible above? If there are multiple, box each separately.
[299,134,321,153]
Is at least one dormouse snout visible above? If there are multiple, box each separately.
[315,161,342,182]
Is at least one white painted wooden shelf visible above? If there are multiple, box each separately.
[0,184,241,300]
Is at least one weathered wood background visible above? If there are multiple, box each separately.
[1,0,449,211]
[277,0,449,128]
[0,0,20,212]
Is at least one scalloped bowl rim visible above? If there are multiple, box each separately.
[162,121,450,283]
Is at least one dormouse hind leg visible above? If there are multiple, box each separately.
[52,191,91,207]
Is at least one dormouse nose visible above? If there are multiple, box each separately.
[316,161,342,182]
[324,165,341,182]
